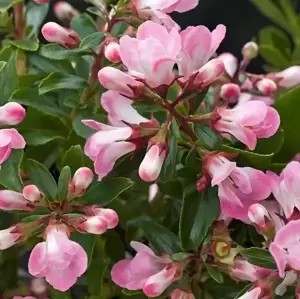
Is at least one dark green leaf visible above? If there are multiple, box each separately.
[171,252,193,261]
[49,287,71,299]
[0,150,23,191]
[26,1,49,33]
[111,22,129,37]
[9,39,39,51]
[0,0,22,13]
[71,14,98,39]
[190,90,208,114]
[71,232,96,265]
[206,264,224,283]
[61,145,84,174]
[240,247,277,269]
[82,177,134,206]
[38,72,87,94]
[21,129,64,146]
[185,148,200,173]
[24,159,57,200]
[195,124,222,150]
[39,43,83,60]
[180,187,220,251]
[57,166,71,202]
[162,134,177,180]
[158,179,183,199]
[10,87,68,117]
[170,119,181,138]
[255,128,284,155]
[79,32,106,50]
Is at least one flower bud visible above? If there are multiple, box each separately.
[69,167,94,197]
[23,185,42,204]
[148,183,159,202]
[170,289,195,299]
[220,83,241,103]
[139,144,167,182]
[54,1,79,22]
[242,41,258,60]
[0,226,22,250]
[77,216,108,234]
[195,59,225,86]
[275,66,300,89]
[104,41,121,64]
[256,79,277,96]
[0,190,34,211]
[0,102,25,126]
[91,206,119,229]
[248,203,272,230]
[41,22,79,48]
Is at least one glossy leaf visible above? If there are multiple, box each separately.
[21,129,64,146]
[79,32,106,50]
[195,123,222,150]
[240,247,277,269]
[40,44,83,60]
[26,1,49,33]
[9,39,39,52]
[162,134,178,180]
[57,166,71,202]
[206,264,224,284]
[61,145,84,174]
[71,13,98,39]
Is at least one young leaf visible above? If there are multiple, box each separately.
[180,187,220,251]
[24,159,57,200]
[61,145,84,174]
[240,247,277,269]
[0,150,23,191]
[81,177,134,206]
[57,166,71,202]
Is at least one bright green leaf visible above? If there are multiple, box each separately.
[240,247,277,269]
[259,44,290,69]
[0,0,22,13]
[57,166,71,202]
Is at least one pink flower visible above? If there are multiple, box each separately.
[0,128,25,165]
[139,145,167,182]
[204,154,271,220]
[256,78,277,96]
[111,241,179,297]
[275,66,300,89]
[91,206,119,229]
[77,216,107,234]
[23,185,43,204]
[0,102,25,125]
[41,22,79,48]
[0,190,35,211]
[230,257,274,282]
[0,225,22,249]
[270,220,300,277]
[218,52,238,78]
[28,225,87,291]
[220,83,241,103]
[54,1,79,21]
[178,25,226,82]
[83,120,136,181]
[119,21,181,88]
[238,92,274,106]
[237,287,262,299]
[13,297,36,299]
[267,161,300,219]
[134,0,199,13]
[248,203,272,230]
[68,167,94,197]
[104,41,121,64]
[170,289,195,299]
[212,100,280,150]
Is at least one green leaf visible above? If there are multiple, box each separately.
[39,43,83,60]
[9,39,39,51]
[57,166,71,202]
[82,177,134,206]
[21,129,64,146]
[259,45,290,69]
[49,287,71,299]
[171,252,193,261]
[0,61,6,71]
[162,134,177,180]
[71,232,96,265]
[0,0,22,13]
[190,90,208,114]
[87,258,110,295]
[71,14,98,39]
[139,220,181,254]
[180,187,220,251]
[221,145,274,169]
[10,88,68,117]
[255,128,284,155]
[26,2,49,34]
[111,22,129,37]
[195,124,222,150]
[206,264,224,284]
[240,247,277,269]
[0,150,23,191]
[185,148,200,173]
[61,145,84,174]
[275,87,300,154]
[79,32,106,50]
[38,72,87,94]
[24,159,57,200]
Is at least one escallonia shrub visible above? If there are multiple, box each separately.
[1,0,300,298]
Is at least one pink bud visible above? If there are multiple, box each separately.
[0,102,25,126]
[33,0,50,3]
[23,185,42,204]
[104,41,121,64]
[69,167,94,197]
[256,79,277,96]
[220,83,241,103]
[77,216,108,234]
[248,203,271,229]
[195,59,225,86]
[41,22,79,47]
[242,41,258,60]
[170,289,195,299]
[0,226,21,250]
[0,190,34,211]
[139,145,167,182]
[54,1,79,21]
[91,207,119,229]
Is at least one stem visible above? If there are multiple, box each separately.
[14,2,25,40]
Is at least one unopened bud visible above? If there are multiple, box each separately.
[41,22,79,48]
[0,226,22,250]
[91,206,119,229]
[220,83,241,103]
[196,175,209,192]
[77,216,108,234]
[54,1,79,22]
[69,167,94,197]
[104,41,121,64]
[195,59,225,86]
[242,42,258,60]
[0,190,34,211]
[23,185,42,204]
[256,78,277,96]
[248,204,271,230]
[0,102,25,126]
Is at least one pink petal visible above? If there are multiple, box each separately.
[82,120,114,131]
[0,190,30,211]
[136,21,169,46]
[69,241,88,276]
[111,259,134,288]
[277,66,300,88]
[209,25,226,58]
[164,0,199,13]
[237,288,261,299]
[0,143,12,164]
[0,129,25,149]
[28,242,47,277]
[269,243,287,278]
[130,241,155,256]
[218,52,238,78]
[46,267,78,291]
